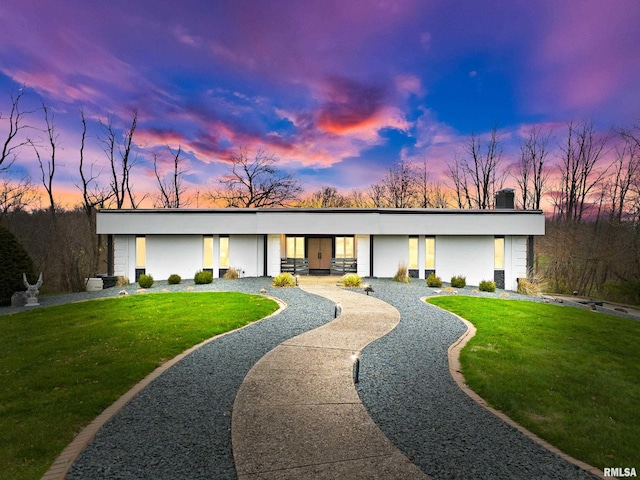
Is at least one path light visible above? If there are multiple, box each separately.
[351,352,360,384]
[295,274,299,286]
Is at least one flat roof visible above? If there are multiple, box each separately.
[97,208,545,236]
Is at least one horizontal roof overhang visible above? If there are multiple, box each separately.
[96,208,545,236]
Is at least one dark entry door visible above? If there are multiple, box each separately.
[308,238,332,270]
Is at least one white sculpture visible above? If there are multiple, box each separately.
[23,273,43,307]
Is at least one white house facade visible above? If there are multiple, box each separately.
[96,207,545,291]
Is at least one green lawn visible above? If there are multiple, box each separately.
[0,292,278,480]
[428,296,640,470]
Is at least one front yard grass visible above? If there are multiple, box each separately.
[428,296,640,471]
[0,292,278,480]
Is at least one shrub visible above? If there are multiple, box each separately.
[393,263,410,283]
[223,268,241,279]
[194,270,214,284]
[272,272,296,287]
[426,272,442,287]
[479,280,496,292]
[340,273,363,287]
[138,274,154,288]
[450,275,466,288]
[116,276,130,287]
[167,274,182,285]
[0,225,36,306]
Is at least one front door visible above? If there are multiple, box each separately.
[308,237,332,270]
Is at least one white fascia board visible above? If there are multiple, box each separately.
[97,209,545,236]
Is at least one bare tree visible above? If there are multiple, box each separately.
[1,87,33,171]
[100,110,146,208]
[606,126,640,222]
[447,154,471,208]
[0,175,34,217]
[368,159,417,208]
[153,145,189,208]
[209,148,302,207]
[0,87,36,218]
[297,185,350,208]
[552,120,611,222]
[348,188,371,208]
[447,127,507,210]
[77,109,112,216]
[515,126,552,210]
[414,157,450,208]
[28,103,58,218]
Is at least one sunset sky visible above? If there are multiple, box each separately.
[1,0,639,208]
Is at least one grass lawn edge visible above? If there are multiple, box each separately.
[422,296,606,480]
[40,294,287,480]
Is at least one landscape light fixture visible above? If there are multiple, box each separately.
[351,352,360,384]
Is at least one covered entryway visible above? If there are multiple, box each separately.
[308,237,332,274]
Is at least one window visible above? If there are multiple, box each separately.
[135,236,146,268]
[425,237,435,269]
[408,237,418,269]
[335,236,355,258]
[203,236,213,268]
[286,236,305,258]
[219,236,229,268]
[494,237,505,269]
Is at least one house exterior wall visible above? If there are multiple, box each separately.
[436,236,494,287]
[100,209,545,290]
[146,235,203,280]
[356,235,370,277]
[113,235,134,279]
[97,208,545,236]
[505,236,528,291]
[267,234,282,277]
[228,235,263,277]
[372,236,408,278]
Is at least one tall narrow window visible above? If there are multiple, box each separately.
[335,236,355,258]
[203,236,213,268]
[494,237,505,269]
[408,237,418,269]
[286,236,304,258]
[425,237,435,270]
[135,236,146,268]
[219,236,229,268]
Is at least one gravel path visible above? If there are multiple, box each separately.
[63,278,335,480]
[355,279,599,480]
[5,278,601,479]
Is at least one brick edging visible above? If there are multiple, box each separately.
[41,294,286,480]
[422,297,606,480]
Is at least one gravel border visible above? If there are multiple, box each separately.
[355,278,600,480]
[56,278,335,479]
[4,278,605,478]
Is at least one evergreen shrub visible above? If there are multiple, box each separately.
[0,225,36,306]
[194,270,214,284]
[479,280,496,292]
[138,274,154,288]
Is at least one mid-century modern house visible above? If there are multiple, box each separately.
[96,197,545,291]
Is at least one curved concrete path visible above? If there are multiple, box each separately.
[231,285,429,479]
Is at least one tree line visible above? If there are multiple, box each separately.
[1,87,639,303]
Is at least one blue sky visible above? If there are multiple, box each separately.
[0,0,639,206]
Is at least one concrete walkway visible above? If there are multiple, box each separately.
[231,285,429,479]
